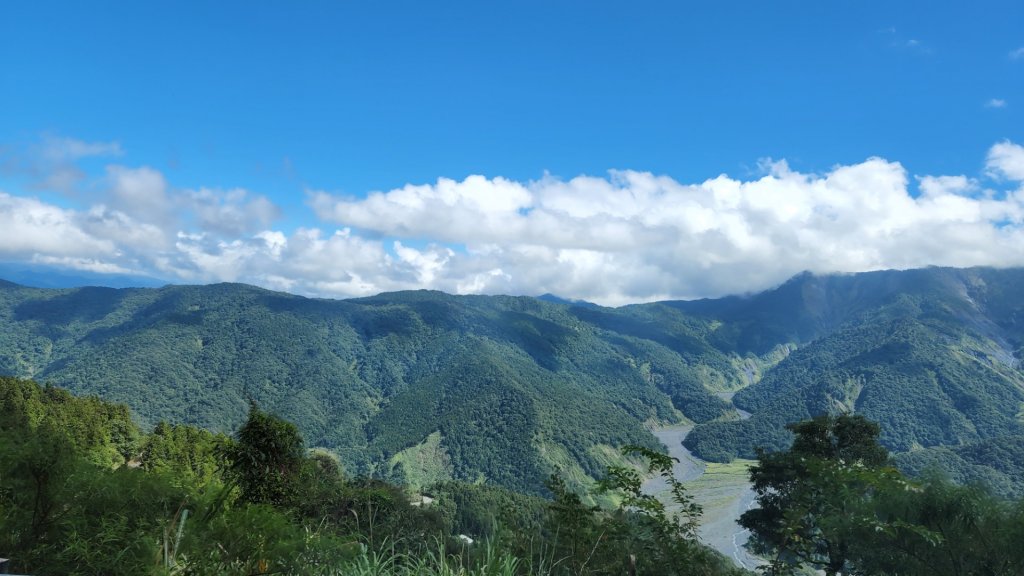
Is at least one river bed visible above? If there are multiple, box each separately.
[642,424,763,570]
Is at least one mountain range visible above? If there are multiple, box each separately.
[1,266,1022,495]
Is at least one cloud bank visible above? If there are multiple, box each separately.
[3,137,1024,305]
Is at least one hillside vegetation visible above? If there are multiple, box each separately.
[2,266,1024,494]
[681,268,1024,490]
[0,376,746,575]
[3,377,1023,575]
[0,281,738,493]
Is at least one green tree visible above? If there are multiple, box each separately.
[741,414,897,576]
[543,473,602,574]
[600,445,732,575]
[224,403,305,507]
[851,475,1024,576]
[140,421,227,485]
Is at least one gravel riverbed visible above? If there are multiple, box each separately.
[642,424,764,570]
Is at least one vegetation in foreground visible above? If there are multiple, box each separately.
[0,376,744,575]
[743,414,1024,576]
[3,376,1024,575]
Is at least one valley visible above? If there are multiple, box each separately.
[644,425,761,570]
[0,265,1023,499]
[8,6,1024,572]
[3,265,1024,574]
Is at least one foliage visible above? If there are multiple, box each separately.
[223,403,305,506]
[741,415,895,575]
[4,267,1024,495]
[742,414,1024,576]
[685,267,1024,501]
[426,482,549,540]
[850,476,1024,576]
[7,378,1024,576]
[0,281,735,493]
[140,421,228,485]
[893,434,1024,499]
[0,377,746,575]
[594,445,711,573]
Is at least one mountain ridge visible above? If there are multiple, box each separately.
[2,266,1023,494]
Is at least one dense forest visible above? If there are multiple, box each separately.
[3,377,1023,575]
[0,280,736,494]
[0,266,1023,497]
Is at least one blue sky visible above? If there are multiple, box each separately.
[1,1,1023,304]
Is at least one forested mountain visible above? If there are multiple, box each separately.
[0,280,737,493]
[1,266,1023,494]
[682,268,1024,478]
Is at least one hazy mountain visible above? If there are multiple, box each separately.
[0,262,166,289]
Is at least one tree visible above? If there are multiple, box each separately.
[740,414,897,576]
[852,475,1024,576]
[224,403,305,507]
[594,445,733,576]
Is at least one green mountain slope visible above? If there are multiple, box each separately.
[683,268,1024,469]
[3,266,1024,494]
[0,282,739,493]
[894,435,1024,499]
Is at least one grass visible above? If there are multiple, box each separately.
[329,539,536,576]
[389,432,454,489]
[684,460,755,511]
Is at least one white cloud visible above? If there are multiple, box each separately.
[917,175,977,198]
[309,175,535,246]
[105,165,171,221]
[986,141,1024,181]
[31,255,135,275]
[986,98,1007,108]
[306,141,1024,304]
[186,187,281,236]
[80,205,171,252]
[168,227,422,298]
[1010,47,1024,60]
[7,137,1024,305]
[394,241,454,285]
[0,192,116,258]
[895,38,930,54]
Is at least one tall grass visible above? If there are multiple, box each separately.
[332,538,535,576]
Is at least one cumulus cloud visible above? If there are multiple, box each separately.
[186,187,281,236]
[308,143,1024,304]
[986,98,1007,108]
[105,165,172,221]
[0,135,284,280]
[986,141,1024,181]
[6,136,1024,305]
[0,192,116,258]
[309,175,535,246]
[169,227,432,298]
